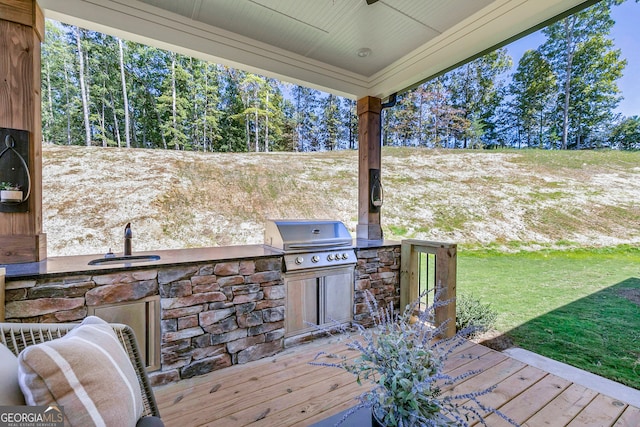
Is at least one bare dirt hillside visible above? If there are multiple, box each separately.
[42,145,640,257]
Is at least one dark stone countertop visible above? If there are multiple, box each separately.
[0,239,401,280]
[1,245,284,279]
[354,239,400,249]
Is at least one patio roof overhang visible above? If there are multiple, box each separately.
[0,0,598,262]
[37,0,596,100]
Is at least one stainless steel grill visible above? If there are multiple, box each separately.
[264,219,356,342]
[264,219,355,271]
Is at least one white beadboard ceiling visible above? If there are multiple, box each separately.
[38,0,593,99]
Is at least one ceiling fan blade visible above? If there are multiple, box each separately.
[366,0,379,4]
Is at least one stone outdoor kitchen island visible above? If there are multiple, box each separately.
[2,243,400,387]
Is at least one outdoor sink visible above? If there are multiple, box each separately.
[88,254,161,266]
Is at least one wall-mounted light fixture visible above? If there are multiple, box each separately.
[0,128,31,213]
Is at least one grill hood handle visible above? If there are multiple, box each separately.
[287,241,352,249]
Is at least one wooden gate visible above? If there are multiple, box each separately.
[400,240,457,338]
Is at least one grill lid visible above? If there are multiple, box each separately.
[264,219,352,252]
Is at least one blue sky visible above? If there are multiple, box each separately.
[505,1,639,118]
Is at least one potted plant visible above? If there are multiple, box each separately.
[0,182,23,203]
[312,290,519,427]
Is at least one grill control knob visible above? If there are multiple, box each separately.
[335,253,341,260]
[327,254,334,261]
[342,253,349,260]
[295,256,304,265]
[312,255,320,263]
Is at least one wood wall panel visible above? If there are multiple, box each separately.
[0,234,45,263]
[0,0,45,262]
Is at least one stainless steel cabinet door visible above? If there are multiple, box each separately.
[285,276,318,337]
[323,270,353,325]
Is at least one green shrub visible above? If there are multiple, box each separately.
[456,294,498,336]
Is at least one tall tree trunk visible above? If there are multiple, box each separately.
[349,100,355,150]
[75,27,92,146]
[539,110,544,148]
[131,116,138,148]
[295,88,301,152]
[203,69,208,152]
[417,90,424,147]
[561,18,576,150]
[118,38,131,148]
[159,105,167,149]
[245,114,250,151]
[171,53,179,150]
[110,92,121,147]
[64,59,72,145]
[44,60,54,143]
[254,86,259,152]
[99,95,107,147]
[265,89,269,152]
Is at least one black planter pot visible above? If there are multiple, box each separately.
[371,407,385,427]
[371,406,451,427]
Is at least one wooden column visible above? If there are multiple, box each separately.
[356,96,383,240]
[0,0,46,263]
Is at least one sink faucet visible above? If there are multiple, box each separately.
[124,223,132,256]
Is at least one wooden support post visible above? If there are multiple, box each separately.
[0,0,46,263]
[399,242,417,311]
[356,96,383,240]
[434,244,457,338]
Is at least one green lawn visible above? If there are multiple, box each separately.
[457,245,640,389]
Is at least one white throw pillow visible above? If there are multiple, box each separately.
[18,317,143,426]
[0,342,26,405]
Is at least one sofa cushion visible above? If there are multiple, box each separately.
[18,317,143,426]
[0,342,26,405]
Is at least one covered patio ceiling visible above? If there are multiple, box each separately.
[38,0,595,100]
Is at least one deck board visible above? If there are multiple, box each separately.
[522,383,599,426]
[154,337,640,426]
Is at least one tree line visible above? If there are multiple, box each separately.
[41,1,639,152]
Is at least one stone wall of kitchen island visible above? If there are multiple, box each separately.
[3,256,285,387]
[354,245,401,326]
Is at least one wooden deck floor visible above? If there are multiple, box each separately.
[154,337,640,427]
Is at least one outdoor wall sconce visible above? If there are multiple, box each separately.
[369,168,383,213]
[0,128,31,213]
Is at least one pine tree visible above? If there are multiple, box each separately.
[446,49,512,148]
[218,68,247,152]
[509,50,556,148]
[320,94,341,150]
[291,85,320,151]
[541,2,625,149]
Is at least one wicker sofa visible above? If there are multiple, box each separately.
[0,320,163,426]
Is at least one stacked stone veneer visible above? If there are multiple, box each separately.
[3,256,285,387]
[153,258,284,386]
[354,245,401,327]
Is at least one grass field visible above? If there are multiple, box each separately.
[457,245,640,389]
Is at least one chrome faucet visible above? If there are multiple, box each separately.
[124,223,132,256]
